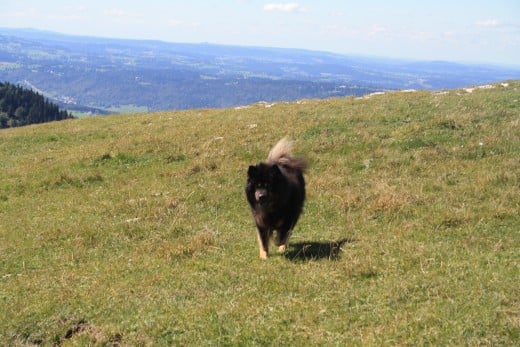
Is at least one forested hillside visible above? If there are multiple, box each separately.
[0,82,72,128]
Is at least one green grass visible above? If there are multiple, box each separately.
[1,82,519,345]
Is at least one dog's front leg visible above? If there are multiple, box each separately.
[275,224,293,253]
[256,227,271,260]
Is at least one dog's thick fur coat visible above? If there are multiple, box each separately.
[245,138,307,259]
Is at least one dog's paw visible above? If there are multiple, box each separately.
[259,250,268,260]
[278,244,287,253]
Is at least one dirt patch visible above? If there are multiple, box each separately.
[61,318,122,346]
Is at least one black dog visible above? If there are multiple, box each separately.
[246,138,307,259]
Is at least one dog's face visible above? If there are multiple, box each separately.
[247,163,283,208]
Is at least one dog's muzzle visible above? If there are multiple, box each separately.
[255,189,267,205]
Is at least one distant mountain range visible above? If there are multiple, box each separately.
[1,28,519,114]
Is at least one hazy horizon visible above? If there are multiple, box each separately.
[1,1,519,66]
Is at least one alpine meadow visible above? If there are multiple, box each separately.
[1,81,519,345]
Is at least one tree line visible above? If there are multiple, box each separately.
[0,82,73,129]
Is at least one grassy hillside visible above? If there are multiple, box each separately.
[1,81,519,345]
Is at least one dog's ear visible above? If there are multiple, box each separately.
[269,164,282,180]
[247,165,258,178]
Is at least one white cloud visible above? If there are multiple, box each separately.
[1,7,37,18]
[263,3,305,13]
[65,5,87,13]
[476,19,500,27]
[103,9,126,18]
[368,25,388,37]
[168,20,200,29]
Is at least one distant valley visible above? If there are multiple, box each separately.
[1,28,519,115]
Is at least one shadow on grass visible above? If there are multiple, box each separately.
[284,238,355,262]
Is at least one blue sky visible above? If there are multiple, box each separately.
[1,0,519,65]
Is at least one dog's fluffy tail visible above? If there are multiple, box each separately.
[267,138,308,172]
